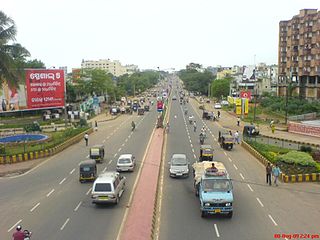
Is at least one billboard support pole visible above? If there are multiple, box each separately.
[64,72,68,128]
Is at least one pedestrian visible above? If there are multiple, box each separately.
[94,120,98,131]
[229,130,232,136]
[237,117,240,126]
[272,164,281,186]
[234,130,240,144]
[217,110,221,118]
[266,162,272,186]
[271,124,275,134]
[84,132,89,146]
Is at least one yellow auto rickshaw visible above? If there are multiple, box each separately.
[199,145,214,162]
[89,144,105,163]
[79,160,97,183]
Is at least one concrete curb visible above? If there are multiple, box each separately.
[242,140,320,183]
[0,128,93,165]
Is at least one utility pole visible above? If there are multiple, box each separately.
[253,88,257,122]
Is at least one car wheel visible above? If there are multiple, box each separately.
[227,211,233,218]
[201,211,206,218]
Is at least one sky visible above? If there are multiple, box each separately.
[2,0,320,72]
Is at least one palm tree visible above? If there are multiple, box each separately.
[0,11,30,87]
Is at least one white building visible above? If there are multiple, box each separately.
[81,59,138,77]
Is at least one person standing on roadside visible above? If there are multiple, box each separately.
[266,163,272,186]
[234,131,240,144]
[237,117,240,126]
[272,164,281,186]
[94,120,98,131]
[84,132,89,146]
[217,110,221,118]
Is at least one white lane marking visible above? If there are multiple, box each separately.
[74,201,82,212]
[190,144,193,148]
[103,167,107,172]
[189,139,192,143]
[247,184,254,192]
[107,136,110,139]
[114,153,117,158]
[128,135,131,138]
[8,219,22,232]
[86,155,89,158]
[239,173,245,180]
[78,162,81,166]
[188,135,191,139]
[86,188,92,195]
[121,143,125,147]
[46,189,55,197]
[125,138,128,142]
[256,198,264,207]
[59,178,66,185]
[103,140,106,143]
[192,149,195,153]
[109,160,112,164]
[233,164,238,170]
[70,168,75,175]
[60,218,70,230]
[193,154,197,159]
[118,148,122,152]
[30,202,40,212]
[223,152,227,156]
[214,224,220,237]
[214,137,217,141]
[268,214,278,226]
[228,157,232,162]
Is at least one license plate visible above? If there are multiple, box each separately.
[215,209,221,213]
[99,197,108,200]
[176,173,182,176]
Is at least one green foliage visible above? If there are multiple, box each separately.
[275,151,316,167]
[79,118,87,127]
[211,78,232,100]
[300,145,312,153]
[23,122,41,132]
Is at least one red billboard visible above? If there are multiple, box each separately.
[26,69,65,109]
[240,91,252,99]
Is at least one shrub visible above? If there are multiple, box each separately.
[275,151,316,167]
[300,145,312,153]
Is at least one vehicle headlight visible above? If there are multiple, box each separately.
[204,203,210,207]
[225,202,232,207]
[92,195,98,198]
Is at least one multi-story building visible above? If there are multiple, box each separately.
[278,9,320,100]
[81,59,138,77]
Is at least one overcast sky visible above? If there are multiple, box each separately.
[2,0,319,71]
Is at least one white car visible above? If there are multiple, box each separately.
[116,154,136,172]
[169,154,189,178]
[221,100,229,106]
[214,103,222,109]
[172,95,177,100]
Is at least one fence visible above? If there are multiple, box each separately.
[288,112,317,121]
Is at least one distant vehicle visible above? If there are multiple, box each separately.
[89,145,105,163]
[169,154,189,178]
[138,108,145,115]
[116,154,136,172]
[214,103,222,109]
[91,172,126,204]
[144,105,150,111]
[220,100,229,106]
[193,161,233,218]
[172,95,177,100]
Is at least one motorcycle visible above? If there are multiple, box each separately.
[24,230,32,240]
[199,135,205,144]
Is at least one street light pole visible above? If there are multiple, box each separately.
[253,88,257,122]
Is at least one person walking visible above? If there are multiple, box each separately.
[237,117,240,126]
[271,124,275,134]
[272,164,281,186]
[266,163,272,186]
[234,131,240,144]
[217,110,221,118]
[229,130,232,136]
[94,120,98,131]
[84,132,89,146]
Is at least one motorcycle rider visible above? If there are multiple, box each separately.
[12,225,25,240]
[193,121,197,132]
[131,121,136,131]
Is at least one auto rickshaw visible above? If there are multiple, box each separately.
[199,145,214,162]
[79,160,97,183]
[243,125,259,137]
[89,145,105,163]
[138,108,145,115]
[218,131,234,150]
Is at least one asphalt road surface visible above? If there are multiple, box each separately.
[158,81,320,240]
[0,102,158,240]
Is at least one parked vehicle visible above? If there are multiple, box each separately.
[116,154,136,172]
[79,160,97,183]
[89,145,105,163]
[169,154,189,178]
[214,103,222,109]
[199,145,214,162]
[193,161,233,218]
[91,172,126,204]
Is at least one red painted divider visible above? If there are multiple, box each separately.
[120,128,164,240]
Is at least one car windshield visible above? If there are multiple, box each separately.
[94,183,112,192]
[202,179,231,192]
[172,157,187,166]
[119,158,131,164]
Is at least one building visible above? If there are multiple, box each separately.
[81,59,138,77]
[278,9,320,100]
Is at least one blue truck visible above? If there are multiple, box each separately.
[193,161,234,218]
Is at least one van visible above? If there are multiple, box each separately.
[91,172,126,204]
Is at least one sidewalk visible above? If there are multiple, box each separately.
[0,113,118,177]
[194,98,320,147]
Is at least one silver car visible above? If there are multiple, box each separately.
[116,154,136,172]
[169,154,189,178]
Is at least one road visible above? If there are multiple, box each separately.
[0,103,158,240]
[158,80,320,240]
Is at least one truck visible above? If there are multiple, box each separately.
[193,161,233,218]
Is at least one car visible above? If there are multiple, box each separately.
[116,154,136,172]
[214,103,222,109]
[221,100,229,106]
[91,171,126,204]
[169,154,189,177]
[172,95,177,100]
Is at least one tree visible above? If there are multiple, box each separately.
[0,11,30,87]
[210,78,232,99]
[179,68,213,95]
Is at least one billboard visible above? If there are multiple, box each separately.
[26,69,65,109]
[240,91,252,99]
